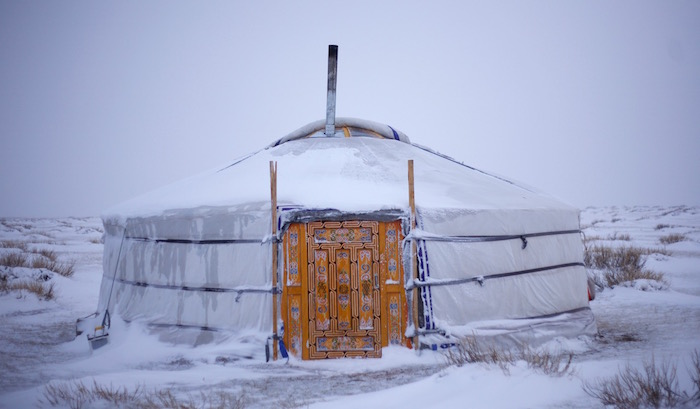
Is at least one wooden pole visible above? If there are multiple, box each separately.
[270,161,279,361]
[408,160,420,352]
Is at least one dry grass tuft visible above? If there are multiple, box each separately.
[689,350,700,405]
[584,245,666,288]
[43,380,143,408]
[0,252,29,268]
[0,249,74,277]
[583,234,602,244]
[648,247,673,257]
[521,346,574,377]
[42,380,246,409]
[444,336,514,374]
[30,255,75,277]
[33,248,58,261]
[445,336,575,377]
[139,389,199,409]
[607,233,631,241]
[0,240,29,251]
[0,279,55,300]
[583,351,700,409]
[140,389,246,409]
[659,233,687,245]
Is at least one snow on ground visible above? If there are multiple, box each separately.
[0,206,698,408]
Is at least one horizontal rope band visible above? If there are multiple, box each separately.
[126,237,264,245]
[409,262,585,289]
[406,229,581,244]
[144,322,228,333]
[112,277,275,301]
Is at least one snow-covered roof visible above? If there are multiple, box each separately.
[102,118,577,236]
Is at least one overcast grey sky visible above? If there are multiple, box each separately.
[1,1,699,217]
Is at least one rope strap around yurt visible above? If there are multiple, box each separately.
[408,262,585,289]
[107,277,275,301]
[405,229,581,245]
[126,237,261,244]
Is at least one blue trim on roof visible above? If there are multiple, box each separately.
[388,125,401,141]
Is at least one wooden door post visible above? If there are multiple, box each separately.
[270,161,279,361]
[408,160,420,352]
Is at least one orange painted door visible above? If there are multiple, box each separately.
[306,221,381,358]
[282,220,408,360]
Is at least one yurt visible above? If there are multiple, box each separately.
[89,46,596,359]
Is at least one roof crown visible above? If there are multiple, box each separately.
[269,117,411,147]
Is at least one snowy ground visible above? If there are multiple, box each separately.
[0,206,698,408]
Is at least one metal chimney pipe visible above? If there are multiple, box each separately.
[325,45,338,136]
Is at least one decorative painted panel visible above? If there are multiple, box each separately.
[385,224,399,282]
[281,223,307,359]
[314,227,372,244]
[358,249,374,330]
[314,250,329,331]
[388,293,401,345]
[289,295,302,355]
[286,224,301,287]
[317,336,375,351]
[380,220,408,349]
[336,249,351,331]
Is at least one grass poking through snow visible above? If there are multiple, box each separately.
[583,350,700,409]
[584,245,666,289]
[0,252,29,268]
[0,238,74,300]
[607,233,632,241]
[0,240,30,251]
[444,336,575,377]
[30,254,75,277]
[0,277,55,300]
[659,233,687,245]
[0,247,75,277]
[43,380,143,409]
[41,379,247,409]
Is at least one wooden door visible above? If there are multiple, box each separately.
[307,221,381,358]
[282,220,408,359]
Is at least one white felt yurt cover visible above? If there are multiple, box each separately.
[96,118,595,347]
